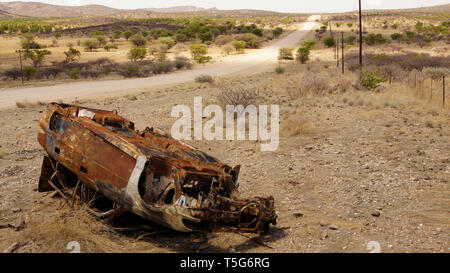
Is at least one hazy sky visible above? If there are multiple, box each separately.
[2,0,449,13]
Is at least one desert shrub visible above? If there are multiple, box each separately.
[195,74,214,83]
[199,32,213,43]
[272,27,283,38]
[172,56,191,70]
[103,43,118,52]
[80,69,101,78]
[391,33,403,40]
[93,35,107,47]
[363,33,386,45]
[122,30,134,40]
[189,44,211,63]
[218,87,258,107]
[128,47,147,62]
[151,61,174,74]
[130,34,147,47]
[221,44,234,55]
[156,37,176,49]
[301,72,328,94]
[118,63,142,78]
[422,67,450,79]
[235,33,262,48]
[23,49,51,67]
[214,35,234,46]
[301,40,317,49]
[232,40,246,53]
[275,66,285,74]
[64,47,81,63]
[406,31,415,39]
[296,47,311,64]
[278,47,294,60]
[82,39,100,52]
[69,67,80,79]
[3,68,22,80]
[361,69,387,90]
[113,30,122,39]
[323,37,336,47]
[347,23,353,28]
[38,66,63,79]
[345,36,356,45]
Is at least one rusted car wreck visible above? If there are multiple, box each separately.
[37,103,277,233]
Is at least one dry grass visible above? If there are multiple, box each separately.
[281,111,313,136]
[15,100,47,108]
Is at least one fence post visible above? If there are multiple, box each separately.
[341,32,344,74]
[444,76,446,107]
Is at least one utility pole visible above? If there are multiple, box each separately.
[359,0,363,70]
[16,49,24,84]
[341,32,345,74]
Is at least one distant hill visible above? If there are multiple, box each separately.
[0,9,27,19]
[0,1,120,17]
[144,6,218,13]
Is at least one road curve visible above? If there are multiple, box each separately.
[0,15,320,109]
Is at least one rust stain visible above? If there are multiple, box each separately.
[37,103,277,233]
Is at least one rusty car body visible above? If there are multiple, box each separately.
[37,103,277,233]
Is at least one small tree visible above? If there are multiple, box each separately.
[278,47,294,60]
[23,49,51,67]
[82,39,100,52]
[323,37,335,48]
[64,47,81,63]
[128,47,147,62]
[122,30,134,41]
[232,40,246,54]
[199,32,213,43]
[53,32,62,39]
[130,34,147,47]
[296,47,310,64]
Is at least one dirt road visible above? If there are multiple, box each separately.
[0,15,320,109]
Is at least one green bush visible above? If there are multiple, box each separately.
[274,66,285,74]
[272,27,283,38]
[151,62,174,74]
[199,32,213,43]
[130,34,147,47]
[323,37,336,48]
[345,36,356,45]
[64,47,81,62]
[82,39,100,52]
[296,47,310,64]
[70,67,80,79]
[232,40,246,53]
[122,30,134,41]
[278,47,294,60]
[391,33,403,40]
[128,47,147,62]
[360,69,387,90]
[189,44,211,63]
[22,67,36,81]
[301,40,317,49]
[363,34,386,45]
[156,37,176,49]
[20,33,41,49]
[235,33,262,48]
[195,74,214,83]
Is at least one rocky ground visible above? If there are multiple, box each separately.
[0,64,448,253]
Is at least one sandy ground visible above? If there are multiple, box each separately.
[0,63,448,253]
[0,15,320,109]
